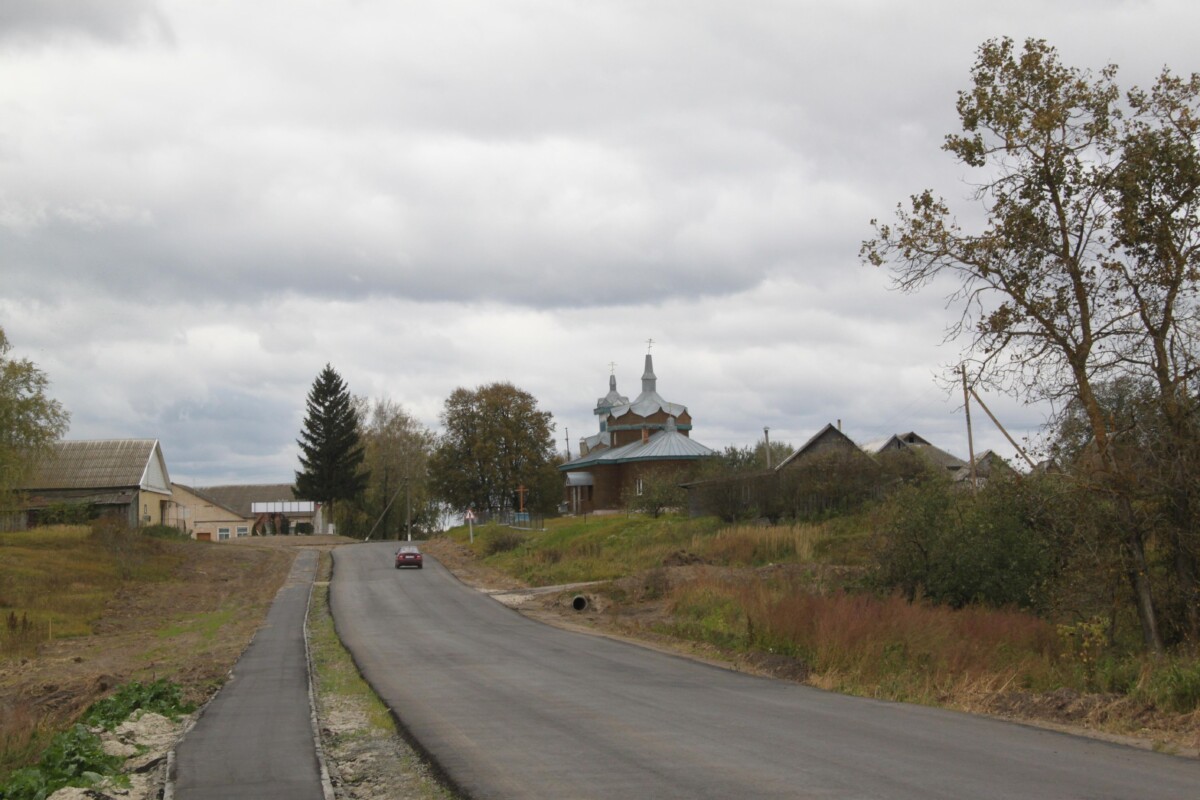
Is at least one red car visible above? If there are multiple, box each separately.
[395,545,423,569]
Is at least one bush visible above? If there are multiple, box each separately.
[871,476,1060,610]
[141,525,190,541]
[37,502,95,526]
[482,529,527,555]
[623,470,687,518]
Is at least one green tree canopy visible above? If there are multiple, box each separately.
[0,327,70,510]
[294,364,368,524]
[360,397,436,538]
[430,382,558,513]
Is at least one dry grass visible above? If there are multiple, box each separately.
[0,527,296,782]
[692,524,822,565]
[0,526,146,656]
[666,575,1062,704]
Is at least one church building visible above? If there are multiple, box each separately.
[560,352,715,513]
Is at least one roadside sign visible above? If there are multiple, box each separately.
[465,509,476,521]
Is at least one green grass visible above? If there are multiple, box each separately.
[154,608,238,643]
[444,511,874,586]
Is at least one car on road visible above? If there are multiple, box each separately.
[395,545,423,569]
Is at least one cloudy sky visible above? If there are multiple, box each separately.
[2,1,1197,485]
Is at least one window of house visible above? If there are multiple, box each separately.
[218,527,231,541]
[236,526,249,538]
[636,477,644,496]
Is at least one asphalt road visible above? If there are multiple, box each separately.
[172,549,326,800]
[331,542,1200,799]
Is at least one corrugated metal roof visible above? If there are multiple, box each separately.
[608,390,689,422]
[172,483,248,518]
[198,484,299,517]
[24,440,162,491]
[561,427,714,469]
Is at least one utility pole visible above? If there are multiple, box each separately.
[764,427,772,469]
[565,427,571,460]
[962,365,977,489]
[967,386,1038,469]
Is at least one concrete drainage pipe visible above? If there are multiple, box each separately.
[572,595,589,611]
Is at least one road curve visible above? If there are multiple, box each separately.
[331,542,1200,800]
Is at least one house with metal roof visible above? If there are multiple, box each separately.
[165,483,253,542]
[161,483,322,539]
[19,439,173,529]
[199,483,321,535]
[560,353,715,512]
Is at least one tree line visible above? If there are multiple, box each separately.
[293,366,561,539]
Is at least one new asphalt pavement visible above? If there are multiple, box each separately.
[331,541,1200,800]
[170,548,328,800]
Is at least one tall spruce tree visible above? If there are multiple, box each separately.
[294,364,368,529]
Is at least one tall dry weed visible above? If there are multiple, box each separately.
[665,575,1062,701]
[695,524,821,565]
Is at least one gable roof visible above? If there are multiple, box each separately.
[953,450,1015,482]
[171,483,248,519]
[24,439,171,494]
[197,484,299,517]
[776,424,865,470]
[861,431,933,454]
[862,431,966,472]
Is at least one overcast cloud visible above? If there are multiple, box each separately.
[2,1,1197,485]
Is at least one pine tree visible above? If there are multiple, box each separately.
[294,364,368,529]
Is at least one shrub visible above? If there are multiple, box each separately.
[482,529,526,555]
[623,469,687,518]
[871,475,1060,610]
[37,502,95,526]
[142,525,190,541]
